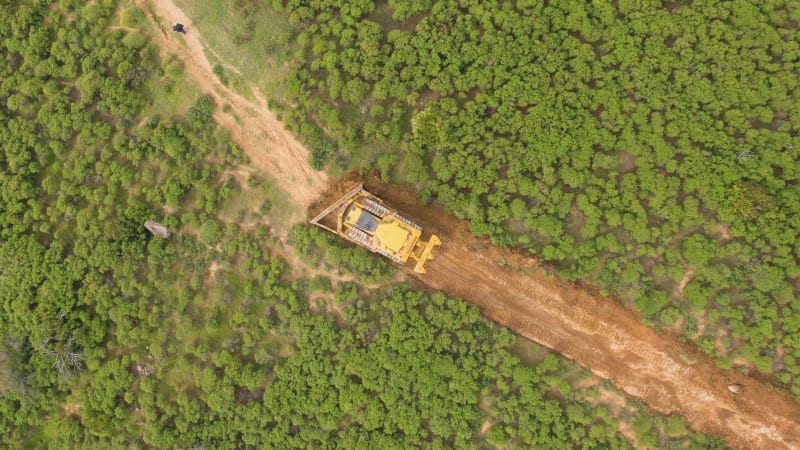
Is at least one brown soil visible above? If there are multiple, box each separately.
[718,223,733,241]
[478,419,492,438]
[139,0,327,218]
[143,2,800,449]
[207,260,222,282]
[63,403,81,417]
[675,267,695,298]
[619,150,637,174]
[425,231,799,449]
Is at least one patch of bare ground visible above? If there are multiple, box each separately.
[674,266,694,298]
[478,419,492,438]
[598,389,640,446]
[619,150,637,174]
[580,376,641,447]
[477,392,494,438]
[222,165,255,188]
[206,46,242,76]
[63,403,81,417]
[108,25,138,32]
[139,0,327,223]
[207,260,222,282]
[732,357,758,372]
[717,222,732,241]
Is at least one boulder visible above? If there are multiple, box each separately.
[727,383,744,394]
[144,220,171,239]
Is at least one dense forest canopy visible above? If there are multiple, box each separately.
[277,0,800,399]
[0,0,729,447]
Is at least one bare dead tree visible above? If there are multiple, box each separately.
[39,334,83,379]
[131,362,155,377]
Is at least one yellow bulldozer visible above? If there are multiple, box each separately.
[310,185,441,273]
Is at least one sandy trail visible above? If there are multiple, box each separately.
[140,2,800,448]
[138,0,327,214]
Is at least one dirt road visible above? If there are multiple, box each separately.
[400,205,800,449]
[138,0,327,214]
[141,2,800,448]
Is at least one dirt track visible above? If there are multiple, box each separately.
[397,200,800,450]
[139,0,327,215]
[426,244,799,449]
[143,2,800,448]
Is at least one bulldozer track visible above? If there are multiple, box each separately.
[407,238,800,449]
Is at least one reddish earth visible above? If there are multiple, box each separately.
[144,1,800,448]
[422,241,799,449]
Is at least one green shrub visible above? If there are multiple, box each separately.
[187,95,215,130]
[120,6,145,28]
[199,219,223,246]
[121,32,147,49]
[212,64,228,86]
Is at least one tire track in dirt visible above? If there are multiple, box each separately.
[139,0,327,215]
[412,233,800,450]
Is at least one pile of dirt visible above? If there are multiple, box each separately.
[144,220,171,239]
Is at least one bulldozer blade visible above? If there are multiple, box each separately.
[309,184,365,233]
[413,235,442,274]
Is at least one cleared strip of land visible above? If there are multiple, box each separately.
[409,221,800,449]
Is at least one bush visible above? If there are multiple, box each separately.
[199,220,223,246]
[121,32,147,50]
[120,6,145,27]
[187,95,215,131]
[309,135,336,170]
[162,55,184,77]
[659,307,682,326]
[665,414,688,437]
[684,280,709,310]
[636,291,668,317]
[212,64,228,86]
[259,199,272,215]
